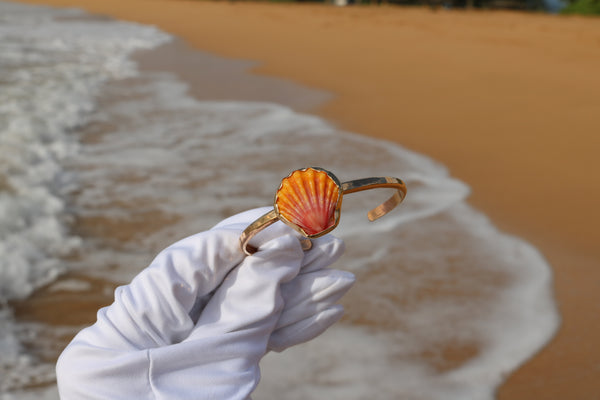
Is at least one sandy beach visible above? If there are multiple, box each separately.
[9,0,600,398]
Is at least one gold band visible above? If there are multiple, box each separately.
[240,168,406,255]
[341,176,407,221]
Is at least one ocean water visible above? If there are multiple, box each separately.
[0,2,559,399]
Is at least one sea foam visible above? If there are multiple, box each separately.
[0,0,169,300]
[0,1,169,392]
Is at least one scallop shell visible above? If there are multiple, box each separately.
[275,167,342,237]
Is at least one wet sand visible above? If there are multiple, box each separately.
[11,1,600,398]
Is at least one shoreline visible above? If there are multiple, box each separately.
[134,38,333,113]
[9,1,600,398]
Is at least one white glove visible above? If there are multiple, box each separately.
[56,208,354,399]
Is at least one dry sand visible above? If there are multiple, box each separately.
[12,0,600,398]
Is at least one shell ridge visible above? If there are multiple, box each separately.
[313,170,330,229]
[293,172,312,226]
[300,170,321,230]
[324,179,338,222]
[317,171,328,219]
[284,175,306,213]
[279,183,313,229]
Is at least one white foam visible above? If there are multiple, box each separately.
[0,1,169,393]
[0,386,59,400]
[0,1,170,301]
[47,278,92,293]
[0,308,58,394]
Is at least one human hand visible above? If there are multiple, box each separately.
[56,208,354,399]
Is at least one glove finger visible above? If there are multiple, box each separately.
[277,269,355,330]
[300,234,345,274]
[187,234,304,340]
[105,228,245,347]
[188,212,344,327]
[268,305,345,352]
[187,207,305,324]
[155,228,245,300]
[188,220,306,324]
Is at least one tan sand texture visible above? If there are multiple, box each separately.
[12,0,600,398]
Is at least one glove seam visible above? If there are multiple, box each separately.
[146,349,158,400]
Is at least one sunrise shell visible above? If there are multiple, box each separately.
[275,167,342,237]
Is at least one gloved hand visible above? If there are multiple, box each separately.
[56,208,354,400]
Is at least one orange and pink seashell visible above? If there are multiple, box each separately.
[275,167,342,237]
